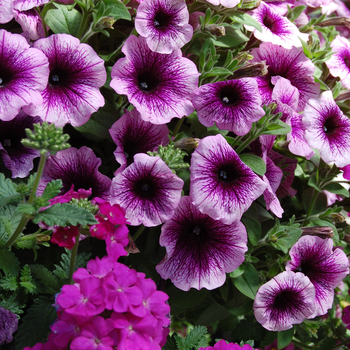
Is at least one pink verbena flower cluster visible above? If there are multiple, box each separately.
[199,339,256,350]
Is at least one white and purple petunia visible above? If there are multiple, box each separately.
[24,34,106,127]
[190,134,267,225]
[245,2,309,49]
[135,0,193,54]
[205,0,240,8]
[13,9,46,41]
[156,196,248,291]
[251,42,320,111]
[110,154,184,227]
[37,146,112,200]
[0,0,14,23]
[286,235,350,318]
[110,35,199,125]
[303,91,350,167]
[0,111,41,178]
[253,271,316,331]
[192,78,265,136]
[13,0,50,11]
[0,29,49,121]
[326,35,350,89]
[109,109,169,169]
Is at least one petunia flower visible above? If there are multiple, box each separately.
[110,153,184,227]
[192,78,265,136]
[250,42,320,111]
[110,35,199,124]
[13,9,46,41]
[286,235,350,318]
[303,91,350,167]
[245,2,309,49]
[0,307,18,346]
[190,134,267,224]
[24,34,106,127]
[156,196,248,291]
[205,0,240,8]
[0,0,14,23]
[0,111,41,178]
[326,35,350,89]
[13,0,50,11]
[37,146,111,200]
[0,29,49,121]
[253,271,316,331]
[109,109,169,169]
[135,0,193,54]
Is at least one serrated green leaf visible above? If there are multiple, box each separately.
[277,328,294,349]
[30,264,60,294]
[0,205,22,243]
[41,179,63,201]
[0,275,18,291]
[0,248,20,276]
[15,297,57,350]
[20,265,37,294]
[230,11,262,32]
[240,154,266,176]
[17,203,37,215]
[32,203,98,226]
[323,183,349,197]
[45,3,82,36]
[174,326,208,350]
[0,294,25,314]
[0,173,21,206]
[232,263,260,299]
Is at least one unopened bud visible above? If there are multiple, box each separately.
[318,17,350,28]
[97,16,116,30]
[231,61,268,79]
[335,90,350,101]
[240,0,261,10]
[174,138,199,150]
[126,237,140,254]
[204,24,225,37]
[301,226,334,239]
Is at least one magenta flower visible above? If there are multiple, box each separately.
[286,235,350,318]
[24,34,106,127]
[109,109,169,168]
[51,226,80,249]
[135,0,193,54]
[105,224,129,261]
[192,78,265,136]
[13,9,46,41]
[0,29,49,121]
[303,91,350,167]
[156,196,248,291]
[0,111,41,178]
[245,2,309,49]
[251,42,320,111]
[200,340,255,350]
[0,307,18,346]
[110,35,199,124]
[37,146,111,200]
[110,154,184,227]
[253,271,316,331]
[190,134,267,224]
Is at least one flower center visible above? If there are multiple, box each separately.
[153,10,172,29]
[49,69,67,86]
[323,116,337,135]
[138,71,158,92]
[272,289,301,313]
[220,86,240,106]
[3,139,11,147]
[263,15,278,33]
[344,55,350,68]
[217,165,237,183]
[136,178,155,198]
[0,70,12,87]
[193,226,201,235]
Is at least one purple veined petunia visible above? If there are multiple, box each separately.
[110,153,184,227]
[37,146,111,199]
[135,0,193,54]
[109,109,169,169]
[253,271,316,331]
[0,307,18,346]
[24,34,106,127]
[0,29,49,121]
[0,0,14,23]
[250,42,320,111]
[0,111,41,178]
[326,35,350,89]
[192,78,265,136]
[303,91,350,167]
[110,35,199,125]
[13,9,46,41]
[13,0,50,11]
[205,0,240,8]
[156,196,248,291]
[286,235,350,318]
[245,2,309,49]
[190,134,267,225]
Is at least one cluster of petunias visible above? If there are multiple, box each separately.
[253,235,349,331]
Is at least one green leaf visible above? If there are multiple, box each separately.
[0,294,25,315]
[162,335,178,350]
[15,297,57,350]
[299,38,312,59]
[240,154,266,176]
[30,264,60,294]
[308,173,321,192]
[101,0,131,21]
[0,205,22,242]
[270,225,302,254]
[261,120,291,135]
[277,328,294,349]
[41,179,63,201]
[0,248,20,276]
[289,5,306,21]
[20,265,37,294]
[242,217,261,246]
[45,4,82,36]
[174,326,208,350]
[0,173,21,206]
[323,183,349,197]
[314,77,330,91]
[201,67,232,78]
[213,26,249,48]
[230,11,262,32]
[32,203,98,226]
[229,263,244,278]
[232,263,260,300]
[0,275,18,291]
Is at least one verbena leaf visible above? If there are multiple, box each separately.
[174,326,208,350]
[30,264,60,295]
[240,154,266,176]
[232,263,260,300]
[41,179,63,201]
[0,248,20,276]
[0,275,18,291]
[0,294,25,315]
[0,205,22,243]
[45,3,82,36]
[277,328,294,349]
[15,297,57,350]
[20,265,37,294]
[162,334,178,350]
[0,173,21,206]
[32,203,98,226]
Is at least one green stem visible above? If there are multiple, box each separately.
[330,338,350,350]
[292,339,314,350]
[235,133,257,154]
[133,225,145,241]
[5,153,48,248]
[172,118,184,137]
[77,10,90,40]
[303,189,319,225]
[69,234,80,284]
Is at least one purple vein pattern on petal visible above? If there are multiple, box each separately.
[0,0,14,23]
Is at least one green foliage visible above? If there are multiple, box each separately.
[30,264,60,295]
[32,203,98,226]
[170,326,208,350]
[0,173,21,207]
[278,328,294,349]
[0,275,18,291]
[0,205,22,244]
[232,263,260,300]
[268,222,302,254]
[19,265,37,294]
[242,217,261,246]
[0,294,26,315]
[41,180,63,202]
[0,248,20,276]
[240,154,266,176]
[230,11,262,32]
